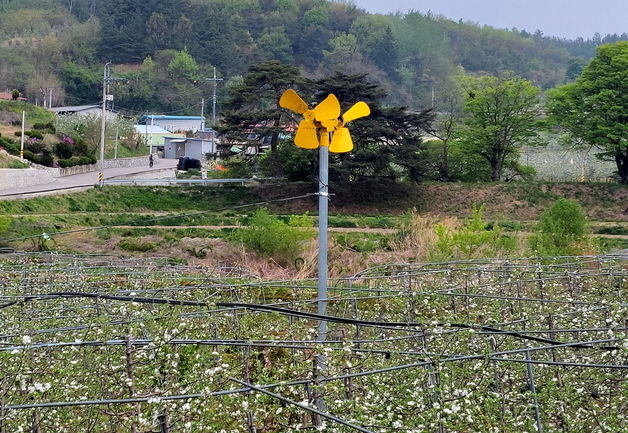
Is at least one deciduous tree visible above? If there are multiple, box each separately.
[546,41,628,183]
[458,72,543,181]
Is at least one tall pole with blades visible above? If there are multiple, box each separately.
[279,89,370,418]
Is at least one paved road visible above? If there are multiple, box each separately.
[0,158,177,199]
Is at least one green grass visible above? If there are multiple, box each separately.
[333,232,391,253]
[595,225,628,236]
[0,185,254,214]
[105,142,148,159]
[597,237,628,253]
[0,154,28,168]
[0,100,55,125]
[117,238,158,252]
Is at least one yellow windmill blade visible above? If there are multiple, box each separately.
[280,89,319,149]
[341,101,370,124]
[294,119,319,149]
[329,127,353,153]
[329,101,370,153]
[279,89,309,114]
[314,94,341,132]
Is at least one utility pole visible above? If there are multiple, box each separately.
[205,67,223,154]
[99,63,125,185]
[150,116,154,156]
[114,124,119,160]
[99,62,110,186]
[200,97,205,130]
[20,111,25,162]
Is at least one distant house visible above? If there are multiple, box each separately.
[0,91,27,101]
[163,137,217,160]
[49,104,117,120]
[133,125,185,147]
[195,128,219,141]
[138,115,205,133]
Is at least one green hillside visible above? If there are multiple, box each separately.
[1,0,625,114]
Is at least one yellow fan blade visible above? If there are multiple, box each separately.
[329,127,353,153]
[279,89,309,114]
[314,94,341,122]
[294,120,319,149]
[341,101,370,125]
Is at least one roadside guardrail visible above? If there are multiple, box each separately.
[102,178,252,186]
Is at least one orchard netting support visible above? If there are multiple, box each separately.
[0,252,626,432]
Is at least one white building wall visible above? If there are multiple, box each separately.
[152,119,203,133]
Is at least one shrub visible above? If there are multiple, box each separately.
[24,149,54,167]
[54,141,74,159]
[0,137,20,155]
[22,150,36,162]
[238,209,314,265]
[33,122,55,133]
[58,156,97,168]
[258,140,317,181]
[176,168,202,179]
[529,198,594,256]
[222,156,253,178]
[0,215,12,236]
[118,238,157,252]
[432,204,516,260]
[25,138,45,154]
[26,131,44,140]
[7,160,28,169]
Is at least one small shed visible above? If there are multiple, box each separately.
[164,137,216,160]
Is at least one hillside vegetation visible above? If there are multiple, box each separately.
[0,0,626,112]
[1,182,625,278]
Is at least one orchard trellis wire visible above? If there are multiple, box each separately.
[0,252,626,432]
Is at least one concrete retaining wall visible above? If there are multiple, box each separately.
[0,168,57,190]
[0,156,151,191]
[58,156,149,177]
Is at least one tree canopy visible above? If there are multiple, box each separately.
[220,61,304,176]
[547,41,628,183]
[457,73,544,181]
[1,0,625,113]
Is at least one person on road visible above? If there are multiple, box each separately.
[149,153,154,168]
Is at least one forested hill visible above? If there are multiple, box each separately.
[1,0,626,113]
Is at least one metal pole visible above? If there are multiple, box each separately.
[315,134,330,415]
[200,97,204,130]
[205,67,222,156]
[149,116,154,156]
[212,67,218,128]
[525,350,544,433]
[114,125,119,160]
[99,62,109,186]
[317,141,329,341]
[20,111,25,162]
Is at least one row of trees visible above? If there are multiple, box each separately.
[219,41,627,184]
